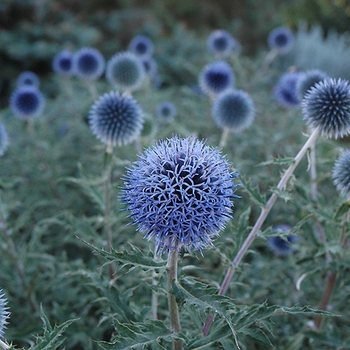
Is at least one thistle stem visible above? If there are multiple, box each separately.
[0,339,9,350]
[219,128,230,148]
[167,249,182,350]
[203,127,320,336]
[151,253,159,320]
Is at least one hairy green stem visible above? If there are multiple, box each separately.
[167,249,182,350]
[202,127,320,336]
[0,339,9,350]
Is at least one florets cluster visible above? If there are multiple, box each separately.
[122,136,239,254]
[52,50,74,77]
[89,91,143,147]
[128,35,154,57]
[296,69,330,100]
[212,89,255,131]
[302,78,350,139]
[16,71,40,88]
[199,60,234,97]
[207,29,239,57]
[332,149,350,198]
[73,47,105,80]
[267,26,295,54]
[267,224,298,257]
[156,101,177,121]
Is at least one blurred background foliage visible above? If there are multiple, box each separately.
[1,0,350,105]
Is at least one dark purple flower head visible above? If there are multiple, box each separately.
[199,60,235,97]
[0,123,9,157]
[268,26,294,54]
[0,289,9,339]
[296,69,330,100]
[73,47,105,80]
[302,78,350,139]
[16,71,40,88]
[10,86,45,120]
[332,149,350,198]
[268,224,298,257]
[156,101,177,121]
[122,136,239,254]
[52,50,74,77]
[140,56,158,78]
[89,91,143,148]
[273,71,304,108]
[128,35,154,57]
[212,89,255,131]
[207,29,240,57]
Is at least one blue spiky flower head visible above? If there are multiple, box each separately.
[273,71,304,108]
[89,91,144,149]
[16,71,40,88]
[73,47,105,80]
[106,51,145,92]
[296,69,330,100]
[199,60,235,97]
[267,26,295,54]
[10,86,45,120]
[0,124,9,157]
[212,89,255,132]
[140,56,158,79]
[302,79,350,139]
[156,101,177,122]
[52,49,74,77]
[207,29,239,57]
[122,136,239,254]
[267,224,298,257]
[332,149,350,198]
[128,34,154,57]
[0,289,9,339]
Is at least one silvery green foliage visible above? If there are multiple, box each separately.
[287,23,350,80]
[106,51,145,91]
[88,91,144,147]
[122,136,239,254]
[332,149,350,198]
[302,78,350,139]
[0,124,9,157]
[0,289,9,339]
[212,88,255,131]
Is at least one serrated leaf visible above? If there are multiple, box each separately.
[29,306,77,350]
[257,156,295,167]
[79,238,166,271]
[239,174,266,207]
[334,201,350,220]
[98,320,175,350]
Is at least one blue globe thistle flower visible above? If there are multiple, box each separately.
[10,86,45,120]
[212,89,255,132]
[106,51,145,92]
[267,224,298,257]
[302,78,350,139]
[16,71,40,88]
[332,149,350,198]
[296,69,330,100]
[0,289,9,339]
[140,56,158,79]
[267,26,295,54]
[52,49,74,77]
[207,29,239,57]
[273,71,304,108]
[89,91,144,148]
[73,47,105,80]
[199,60,235,97]
[128,34,154,57]
[0,124,9,157]
[122,136,239,254]
[156,101,177,121]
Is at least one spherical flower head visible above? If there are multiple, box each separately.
[267,26,295,54]
[16,71,40,88]
[106,51,145,92]
[0,289,10,339]
[267,224,298,257]
[212,89,255,132]
[122,136,239,254]
[296,69,330,100]
[89,91,144,148]
[332,149,350,198]
[73,47,105,80]
[128,35,154,57]
[302,78,350,139]
[156,101,177,121]
[273,71,304,108]
[140,56,158,79]
[52,49,74,77]
[0,123,9,157]
[10,86,45,120]
[207,29,239,57]
[199,60,235,97]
